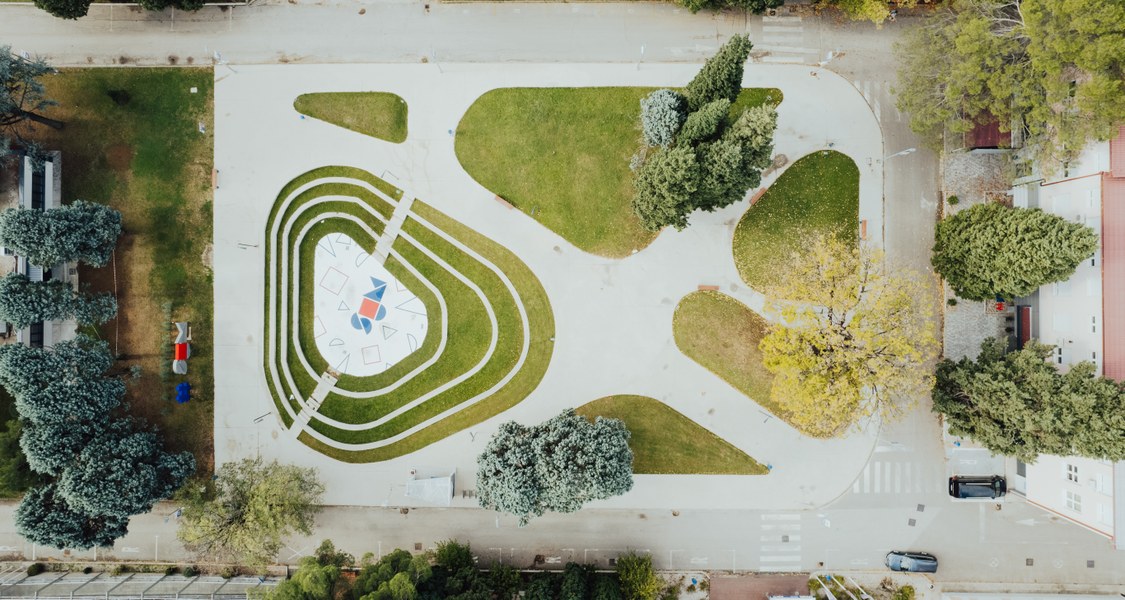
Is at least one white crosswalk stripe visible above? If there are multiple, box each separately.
[852,459,943,494]
[758,513,802,572]
[754,15,818,65]
[854,79,906,123]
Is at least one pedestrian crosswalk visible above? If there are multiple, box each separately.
[854,79,906,124]
[851,458,944,495]
[754,15,820,64]
[758,513,803,572]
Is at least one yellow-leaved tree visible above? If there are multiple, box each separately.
[759,234,938,437]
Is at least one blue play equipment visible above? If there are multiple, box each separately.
[175,382,191,404]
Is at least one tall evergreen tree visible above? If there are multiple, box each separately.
[57,419,195,519]
[933,203,1098,300]
[476,409,634,525]
[1,47,62,147]
[684,35,753,110]
[934,339,1125,462]
[631,145,701,232]
[15,483,130,549]
[0,273,117,329]
[0,200,122,268]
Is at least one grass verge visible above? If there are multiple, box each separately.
[455,87,781,258]
[33,68,215,474]
[294,92,408,143]
[733,150,859,292]
[575,395,767,475]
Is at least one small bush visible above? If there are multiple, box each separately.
[947,298,958,306]
[26,563,45,576]
[82,567,93,574]
[164,566,179,576]
[893,586,916,600]
[183,566,199,577]
[110,564,129,576]
[219,565,239,579]
[947,195,959,205]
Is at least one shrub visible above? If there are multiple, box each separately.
[947,298,958,306]
[893,586,916,600]
[164,566,179,576]
[640,89,687,147]
[183,566,199,577]
[219,565,239,579]
[947,195,960,205]
[26,562,45,576]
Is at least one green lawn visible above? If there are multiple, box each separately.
[294,92,408,143]
[262,170,555,461]
[456,87,782,258]
[732,150,859,292]
[575,395,767,475]
[34,68,215,474]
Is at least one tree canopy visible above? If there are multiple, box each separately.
[0,46,61,153]
[178,457,324,566]
[934,339,1125,462]
[675,0,782,14]
[932,203,1098,301]
[476,409,634,525]
[760,234,939,437]
[631,36,777,232]
[2,335,189,549]
[56,420,195,519]
[0,273,117,329]
[894,0,1125,172]
[15,483,130,549]
[684,35,753,111]
[0,200,123,268]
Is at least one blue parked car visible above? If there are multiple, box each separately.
[885,550,938,573]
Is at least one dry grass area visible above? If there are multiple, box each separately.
[30,68,215,475]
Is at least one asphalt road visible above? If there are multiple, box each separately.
[0,1,1120,588]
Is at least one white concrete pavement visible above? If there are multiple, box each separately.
[213,61,883,509]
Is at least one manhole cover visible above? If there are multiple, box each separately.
[1026,558,1034,566]
[907,518,916,526]
[414,543,422,551]
[916,504,925,512]
[782,535,790,543]
[1087,560,1095,568]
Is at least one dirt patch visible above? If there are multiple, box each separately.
[105,143,134,173]
[711,574,810,600]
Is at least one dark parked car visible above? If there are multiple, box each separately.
[949,475,1006,499]
[885,551,938,573]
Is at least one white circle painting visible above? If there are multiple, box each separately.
[312,233,428,376]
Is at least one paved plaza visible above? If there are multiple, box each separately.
[213,62,886,509]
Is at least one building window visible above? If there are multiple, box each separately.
[1091,257,1097,267]
[1092,316,1097,333]
[1066,491,1082,512]
[1016,460,1026,477]
[1067,464,1079,482]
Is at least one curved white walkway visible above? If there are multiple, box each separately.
[214,62,884,509]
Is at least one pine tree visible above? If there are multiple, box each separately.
[631,146,701,232]
[0,273,117,329]
[933,203,1099,300]
[934,338,1125,462]
[684,35,753,110]
[0,200,122,268]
